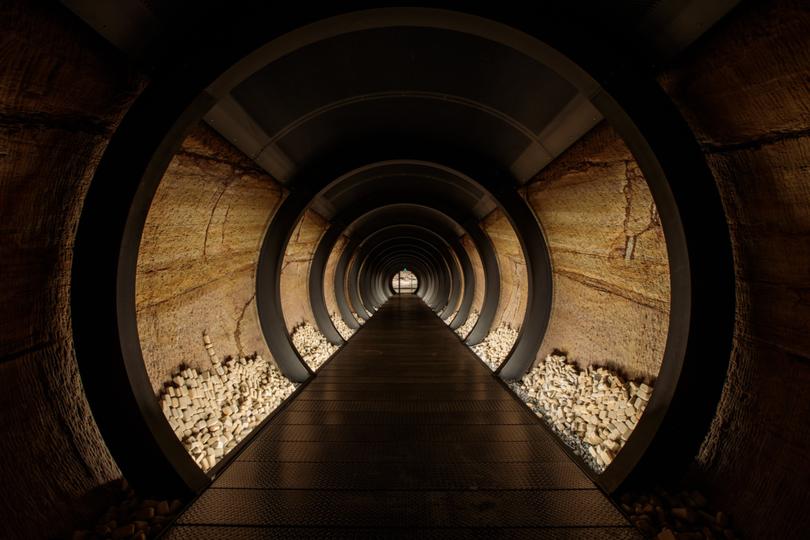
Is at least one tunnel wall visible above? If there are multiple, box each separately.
[135,124,286,393]
[0,1,145,538]
[523,123,670,382]
[658,0,810,536]
[443,247,464,319]
[459,233,486,321]
[280,208,330,331]
[480,208,529,331]
[324,234,350,318]
[346,250,364,319]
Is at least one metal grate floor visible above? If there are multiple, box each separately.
[165,296,639,538]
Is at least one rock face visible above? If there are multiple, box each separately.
[324,235,350,318]
[509,354,650,473]
[471,324,519,370]
[480,209,528,331]
[330,312,355,341]
[0,2,146,537]
[459,234,486,316]
[158,352,296,471]
[524,124,670,383]
[290,322,339,371]
[136,125,286,394]
[280,209,329,332]
[656,1,810,536]
[455,310,480,340]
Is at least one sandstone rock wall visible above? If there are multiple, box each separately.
[445,247,464,316]
[524,124,670,382]
[324,234,350,318]
[346,250,364,319]
[480,208,529,330]
[658,1,810,536]
[459,234,486,319]
[279,209,330,331]
[136,125,285,394]
[0,1,145,538]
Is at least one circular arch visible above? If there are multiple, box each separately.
[70,3,734,498]
[353,227,462,308]
[355,236,455,312]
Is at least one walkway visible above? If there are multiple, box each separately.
[165,295,638,538]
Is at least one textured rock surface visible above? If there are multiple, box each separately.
[509,354,650,473]
[444,248,465,319]
[459,234,486,319]
[480,209,528,331]
[323,234,350,323]
[658,1,810,537]
[524,123,670,383]
[136,125,285,394]
[280,209,329,331]
[0,2,145,538]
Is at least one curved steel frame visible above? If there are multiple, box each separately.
[70,3,734,498]
[355,236,455,313]
[308,195,501,350]
[354,228,460,309]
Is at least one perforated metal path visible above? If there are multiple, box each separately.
[165,295,638,539]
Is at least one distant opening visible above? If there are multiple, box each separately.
[392,270,418,294]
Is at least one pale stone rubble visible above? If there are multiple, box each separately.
[442,308,459,325]
[508,353,652,473]
[158,350,297,472]
[352,311,366,325]
[330,312,356,340]
[471,323,519,370]
[290,321,339,371]
[70,478,185,539]
[454,309,479,339]
[620,487,739,539]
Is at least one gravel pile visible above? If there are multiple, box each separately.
[443,309,459,325]
[508,353,651,472]
[330,312,356,340]
[352,311,366,325]
[70,479,184,540]
[471,323,519,370]
[290,321,339,370]
[454,310,479,339]
[619,487,739,539]
[158,353,296,471]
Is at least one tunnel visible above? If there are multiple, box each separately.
[1,1,809,538]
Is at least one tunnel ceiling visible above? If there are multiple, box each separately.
[64,1,742,188]
[228,26,578,176]
[314,162,497,221]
